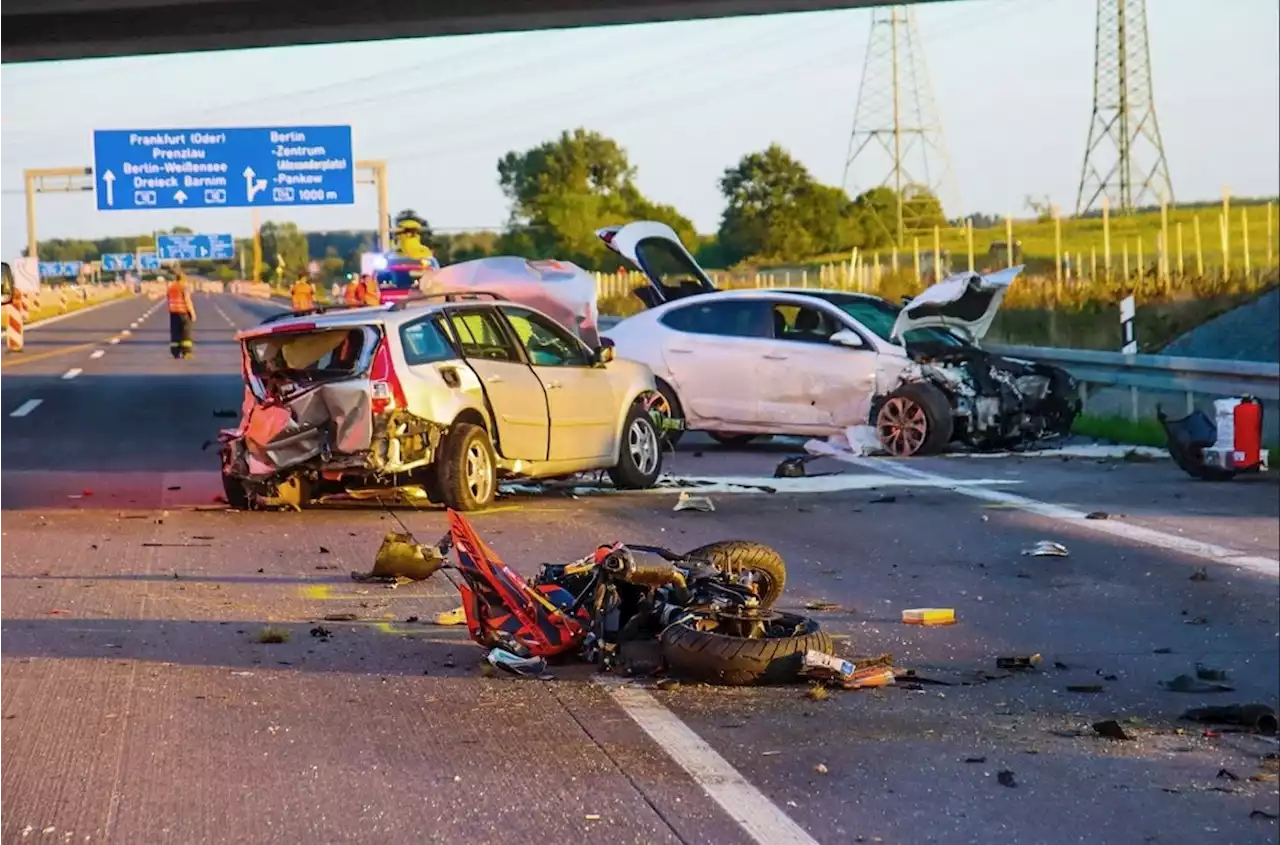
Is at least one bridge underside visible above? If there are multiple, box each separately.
[2,0,939,64]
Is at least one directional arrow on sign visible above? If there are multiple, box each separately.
[243,166,267,202]
[199,246,209,257]
[103,170,116,207]
[174,190,188,204]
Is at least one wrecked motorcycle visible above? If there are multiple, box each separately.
[435,509,830,685]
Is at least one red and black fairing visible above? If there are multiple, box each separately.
[447,510,587,658]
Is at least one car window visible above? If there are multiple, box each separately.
[659,300,771,338]
[446,310,519,362]
[245,328,370,394]
[803,292,965,347]
[399,317,456,365]
[771,303,838,344]
[634,237,715,299]
[500,306,590,367]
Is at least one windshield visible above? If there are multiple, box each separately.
[805,292,966,347]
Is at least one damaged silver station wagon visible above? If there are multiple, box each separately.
[219,294,667,510]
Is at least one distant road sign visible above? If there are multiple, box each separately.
[157,233,235,261]
[92,126,355,211]
[102,253,136,272]
[138,253,162,271]
[38,261,83,278]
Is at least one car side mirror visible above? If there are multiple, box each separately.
[829,329,864,349]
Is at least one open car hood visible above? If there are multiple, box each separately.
[890,265,1024,342]
[597,221,717,308]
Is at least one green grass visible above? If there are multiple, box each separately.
[1071,414,1169,448]
[256,626,291,644]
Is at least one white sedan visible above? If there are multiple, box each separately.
[598,221,1081,456]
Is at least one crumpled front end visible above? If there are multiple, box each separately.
[897,344,1081,450]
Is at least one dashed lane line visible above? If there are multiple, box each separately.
[90,350,105,359]
[0,342,98,369]
[61,368,83,380]
[601,679,821,845]
[9,399,43,418]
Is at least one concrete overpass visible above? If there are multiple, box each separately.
[1,0,939,63]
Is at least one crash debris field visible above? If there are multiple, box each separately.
[2,292,1278,845]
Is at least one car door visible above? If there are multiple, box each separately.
[656,299,772,426]
[498,305,617,462]
[444,307,549,461]
[755,300,879,431]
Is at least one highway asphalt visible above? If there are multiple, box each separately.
[2,294,1278,844]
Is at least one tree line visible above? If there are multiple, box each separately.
[36,127,954,280]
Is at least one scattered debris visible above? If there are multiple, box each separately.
[997,654,1042,671]
[997,770,1018,788]
[1022,541,1069,558]
[1153,647,1173,654]
[433,607,467,626]
[814,763,829,775]
[1251,809,1279,821]
[257,626,290,644]
[673,492,715,513]
[141,542,211,548]
[1053,660,1070,670]
[322,613,359,622]
[902,608,956,626]
[1066,684,1105,694]
[774,456,816,478]
[486,648,547,678]
[1092,719,1132,741]
[319,546,331,554]
[801,651,896,690]
[1189,567,1210,582]
[1196,664,1229,682]
[964,756,987,764]
[1182,704,1278,735]
[804,600,843,612]
[350,532,444,582]
[806,684,830,702]
[1161,674,1235,694]
[310,626,332,639]
[869,494,897,504]
[1184,616,1210,626]
[1217,768,1241,781]
[1084,511,1110,520]
[656,678,681,691]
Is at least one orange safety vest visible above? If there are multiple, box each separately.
[167,281,190,314]
[361,277,381,306]
[344,281,361,306]
[291,280,315,311]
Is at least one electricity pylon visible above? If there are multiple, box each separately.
[842,5,955,246]
[1075,0,1173,214]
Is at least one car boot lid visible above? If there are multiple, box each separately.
[597,221,718,304]
[890,265,1024,342]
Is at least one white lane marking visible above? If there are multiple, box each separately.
[120,330,132,336]
[632,473,1018,495]
[109,338,121,345]
[89,350,105,359]
[602,680,820,845]
[129,322,138,329]
[843,457,1280,578]
[10,399,43,418]
[62,368,83,380]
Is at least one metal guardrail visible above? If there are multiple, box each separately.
[987,344,1280,406]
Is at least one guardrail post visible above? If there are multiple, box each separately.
[1078,381,1089,415]
[1129,386,1139,423]
[965,219,974,272]
[912,238,921,282]
[1241,207,1251,279]
[1176,222,1185,277]
[1194,215,1205,277]
[1185,390,1195,416]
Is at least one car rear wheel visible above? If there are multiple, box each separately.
[437,423,497,511]
[875,383,954,457]
[609,404,664,489]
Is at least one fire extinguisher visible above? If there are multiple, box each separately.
[1232,395,1264,470]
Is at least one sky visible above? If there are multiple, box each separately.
[1,0,1277,257]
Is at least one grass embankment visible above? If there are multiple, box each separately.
[1071,414,1168,448]
[13,288,134,327]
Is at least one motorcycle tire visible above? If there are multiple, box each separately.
[683,540,786,608]
[660,611,833,686]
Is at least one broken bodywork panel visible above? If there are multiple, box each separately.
[220,326,447,505]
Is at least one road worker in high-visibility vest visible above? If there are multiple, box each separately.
[360,273,381,307]
[165,272,197,359]
[290,275,316,313]
[343,276,362,307]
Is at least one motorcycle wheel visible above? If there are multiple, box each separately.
[682,540,786,608]
[659,610,832,686]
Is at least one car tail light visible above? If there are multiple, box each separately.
[370,336,407,415]
[269,322,316,334]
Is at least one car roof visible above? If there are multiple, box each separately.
[657,287,886,307]
[235,295,559,341]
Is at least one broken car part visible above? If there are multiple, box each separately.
[1182,704,1278,735]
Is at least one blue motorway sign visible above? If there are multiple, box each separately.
[102,253,136,272]
[138,253,162,271]
[38,261,84,278]
[92,126,355,211]
[157,233,235,261]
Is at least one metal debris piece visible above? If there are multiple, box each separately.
[673,492,715,513]
[322,613,359,622]
[656,678,681,691]
[964,756,987,763]
[1182,704,1278,735]
[1189,567,1210,582]
[1092,719,1132,741]
[805,600,843,612]
[997,770,1018,788]
[1066,684,1105,693]
[1161,674,1235,694]
[814,763,829,775]
[775,456,813,478]
[1022,541,1069,558]
[310,625,332,639]
[1084,511,1109,520]
[869,494,897,504]
[997,654,1042,671]
[1195,664,1229,682]
[433,606,467,626]
[1251,809,1279,820]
